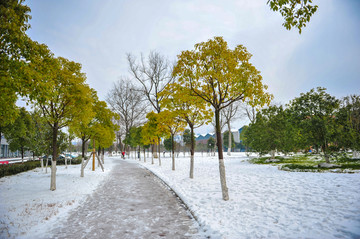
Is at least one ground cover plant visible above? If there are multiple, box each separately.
[249,153,360,173]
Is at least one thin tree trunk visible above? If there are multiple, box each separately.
[102,148,105,164]
[190,126,195,179]
[151,145,154,164]
[50,124,58,191]
[353,150,359,159]
[153,142,158,158]
[322,145,330,163]
[80,157,84,177]
[215,109,229,201]
[158,138,161,166]
[45,155,49,173]
[81,137,86,159]
[227,122,231,156]
[270,150,275,159]
[172,134,175,171]
[143,148,146,162]
[65,154,67,169]
[21,147,24,163]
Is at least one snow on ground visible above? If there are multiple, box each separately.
[136,152,360,239]
[0,156,118,239]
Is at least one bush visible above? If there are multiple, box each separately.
[44,158,82,166]
[0,161,40,178]
[0,158,83,178]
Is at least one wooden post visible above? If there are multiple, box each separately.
[92,138,95,171]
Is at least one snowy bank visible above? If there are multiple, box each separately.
[137,152,360,239]
[0,156,118,239]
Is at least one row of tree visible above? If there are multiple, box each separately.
[243,87,360,162]
[106,37,272,202]
[0,1,118,191]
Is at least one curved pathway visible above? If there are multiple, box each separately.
[46,160,203,239]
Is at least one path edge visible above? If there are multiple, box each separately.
[137,164,209,237]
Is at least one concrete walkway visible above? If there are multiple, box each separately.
[46,160,203,239]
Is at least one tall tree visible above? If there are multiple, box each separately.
[160,83,212,178]
[207,137,216,155]
[3,107,33,161]
[173,37,272,200]
[127,51,173,114]
[289,87,340,162]
[127,51,174,158]
[222,103,240,156]
[30,53,93,190]
[0,0,33,152]
[244,105,297,158]
[157,110,186,171]
[29,109,49,161]
[106,77,146,152]
[267,0,318,34]
[337,95,360,158]
[183,129,192,151]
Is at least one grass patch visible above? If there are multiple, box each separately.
[250,154,360,173]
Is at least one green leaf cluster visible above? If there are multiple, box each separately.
[244,87,360,161]
[267,0,318,34]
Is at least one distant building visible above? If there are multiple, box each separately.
[195,126,247,152]
[196,133,215,145]
[1,136,20,158]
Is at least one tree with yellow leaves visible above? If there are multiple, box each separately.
[157,110,186,171]
[173,37,272,200]
[160,83,213,178]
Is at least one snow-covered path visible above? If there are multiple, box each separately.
[45,160,202,239]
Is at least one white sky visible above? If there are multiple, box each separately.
[24,0,360,134]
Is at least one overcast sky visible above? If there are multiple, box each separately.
[24,0,360,134]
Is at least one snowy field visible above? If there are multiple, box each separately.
[0,156,117,239]
[137,152,360,239]
[1,153,359,239]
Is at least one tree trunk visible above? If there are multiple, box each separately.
[158,139,161,166]
[80,157,84,177]
[153,142,158,158]
[45,155,49,173]
[270,150,275,159]
[322,145,330,163]
[151,145,154,164]
[143,148,146,162]
[119,137,123,152]
[65,154,67,168]
[353,150,359,159]
[138,145,141,161]
[190,126,195,179]
[21,146,24,163]
[50,124,58,191]
[227,122,231,156]
[102,148,105,162]
[215,109,229,201]
[81,137,86,159]
[171,133,175,171]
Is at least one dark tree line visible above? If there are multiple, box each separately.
[243,87,360,161]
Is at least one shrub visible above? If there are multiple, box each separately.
[0,158,82,178]
[0,161,40,178]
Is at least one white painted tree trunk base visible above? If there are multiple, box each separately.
[353,151,359,159]
[218,158,229,201]
[50,160,57,191]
